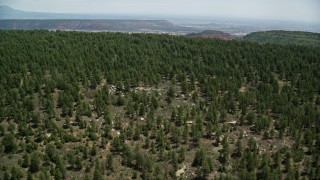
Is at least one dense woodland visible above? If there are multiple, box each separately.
[0,30,319,180]
[243,31,320,47]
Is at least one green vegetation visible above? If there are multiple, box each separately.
[0,30,320,179]
[187,30,227,36]
[243,30,320,46]
[186,30,233,40]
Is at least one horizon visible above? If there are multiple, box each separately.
[0,0,319,24]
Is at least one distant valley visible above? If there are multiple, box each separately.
[1,6,320,36]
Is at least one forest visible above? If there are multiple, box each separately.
[243,31,320,47]
[0,30,319,180]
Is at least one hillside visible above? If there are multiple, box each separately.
[243,30,320,46]
[0,30,319,180]
[186,30,233,40]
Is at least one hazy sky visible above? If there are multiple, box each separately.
[1,0,319,23]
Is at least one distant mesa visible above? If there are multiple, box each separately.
[0,19,194,34]
[0,6,196,33]
[186,30,233,40]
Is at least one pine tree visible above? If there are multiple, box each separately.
[192,148,205,167]
[75,156,82,171]
[178,147,186,163]
[21,153,30,168]
[2,133,18,153]
[93,161,103,180]
[29,152,41,173]
[106,154,114,173]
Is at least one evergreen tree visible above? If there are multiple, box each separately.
[106,154,114,173]
[29,152,41,173]
[93,161,103,180]
[2,133,18,153]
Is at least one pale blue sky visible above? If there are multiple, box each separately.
[1,0,319,23]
